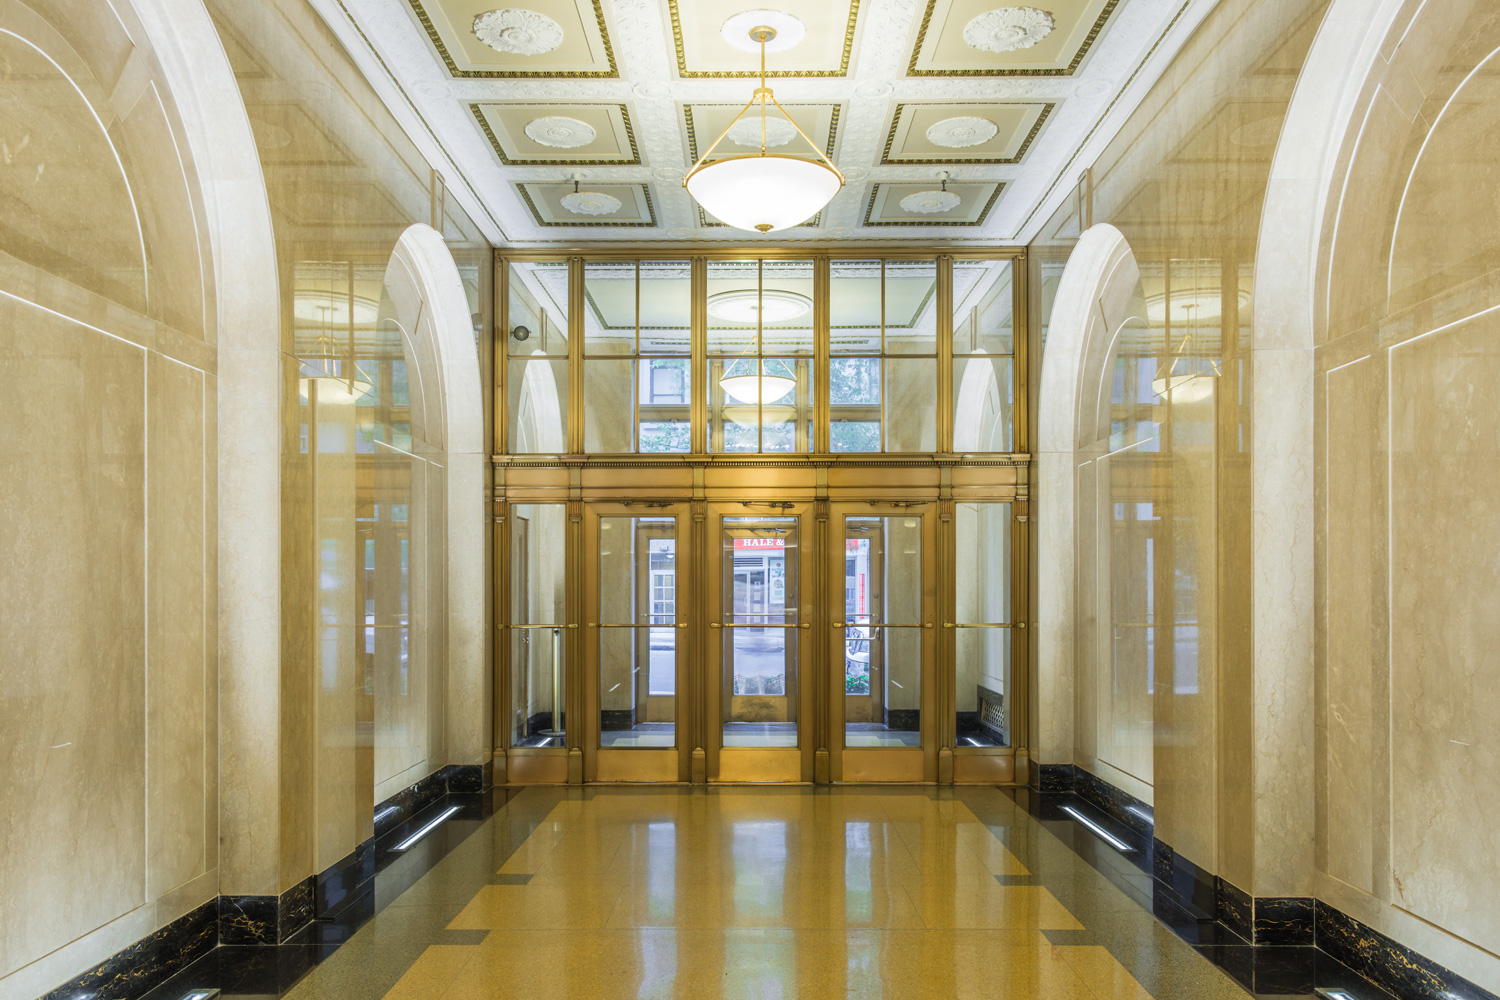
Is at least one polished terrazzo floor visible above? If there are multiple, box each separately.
[258,786,1273,1000]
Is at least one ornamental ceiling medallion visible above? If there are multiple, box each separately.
[472,8,565,54]
[926,116,1000,148]
[727,117,799,148]
[560,190,622,214]
[900,189,962,213]
[962,7,1056,53]
[524,115,596,147]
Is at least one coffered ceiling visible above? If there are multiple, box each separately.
[311,0,1215,245]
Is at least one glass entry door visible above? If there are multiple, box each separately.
[829,505,936,782]
[583,506,690,781]
[707,510,814,781]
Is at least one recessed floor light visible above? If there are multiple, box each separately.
[1061,806,1133,851]
[395,805,460,850]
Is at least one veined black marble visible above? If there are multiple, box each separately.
[1034,762,1077,792]
[1216,876,1254,942]
[279,875,316,940]
[1315,900,1500,1000]
[449,763,485,794]
[39,899,216,1000]
[219,894,277,945]
[1073,765,1153,838]
[1256,895,1314,946]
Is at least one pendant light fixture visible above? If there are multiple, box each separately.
[683,23,844,233]
[299,289,372,406]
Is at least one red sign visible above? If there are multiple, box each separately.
[734,537,786,550]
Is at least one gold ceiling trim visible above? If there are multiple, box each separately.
[408,0,618,78]
[471,103,640,166]
[668,0,861,78]
[684,104,842,164]
[862,183,1005,227]
[880,103,1055,165]
[515,182,659,228]
[906,0,1122,77]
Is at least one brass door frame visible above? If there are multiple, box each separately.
[582,501,693,782]
[828,503,938,783]
[706,502,817,782]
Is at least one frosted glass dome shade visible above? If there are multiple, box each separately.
[719,373,796,405]
[686,155,842,233]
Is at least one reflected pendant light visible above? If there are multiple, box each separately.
[299,298,372,405]
[682,24,844,233]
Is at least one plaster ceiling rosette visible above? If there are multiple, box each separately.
[719,9,806,53]
[926,116,1000,148]
[472,8,565,55]
[560,190,622,215]
[962,7,1056,53]
[726,116,800,148]
[899,189,963,214]
[524,115,597,147]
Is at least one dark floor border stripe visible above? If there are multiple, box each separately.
[1035,762,1499,1000]
[32,761,493,1000]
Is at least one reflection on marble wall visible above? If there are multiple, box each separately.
[0,0,220,993]
[205,0,491,894]
[1309,1,1500,978]
[1032,0,1326,892]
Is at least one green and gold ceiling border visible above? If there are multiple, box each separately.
[906,0,1121,77]
[516,181,658,227]
[407,0,618,78]
[880,102,1054,165]
[668,0,860,78]
[471,103,640,166]
[683,104,841,163]
[862,182,1005,226]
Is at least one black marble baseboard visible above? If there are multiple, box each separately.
[1256,895,1314,946]
[600,709,635,731]
[40,899,216,1000]
[1033,762,1078,792]
[1035,765,1496,1000]
[317,840,376,920]
[219,875,316,946]
[1216,876,1254,941]
[1316,899,1500,1000]
[883,708,920,731]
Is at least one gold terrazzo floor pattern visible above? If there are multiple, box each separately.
[282,787,1253,1000]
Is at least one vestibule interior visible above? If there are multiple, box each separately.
[495,253,1027,787]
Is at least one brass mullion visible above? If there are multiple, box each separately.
[568,257,585,455]
[1012,500,1030,763]
[497,260,509,454]
[937,255,954,453]
[1013,251,1029,453]
[633,261,641,453]
[814,257,830,453]
[879,260,887,453]
[691,258,707,454]
[497,501,512,753]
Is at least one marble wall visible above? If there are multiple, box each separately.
[1308,0,1500,983]
[1031,0,1327,892]
[0,0,221,994]
[203,0,492,889]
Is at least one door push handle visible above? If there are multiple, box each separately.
[709,622,722,629]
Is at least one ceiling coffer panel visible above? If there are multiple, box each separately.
[863,181,1004,225]
[908,0,1120,76]
[517,181,658,226]
[669,0,860,78]
[472,102,640,165]
[409,0,617,77]
[882,102,1053,164]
